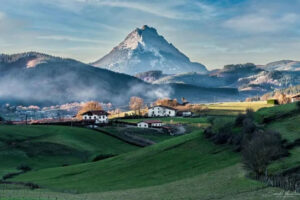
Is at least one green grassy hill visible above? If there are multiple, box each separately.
[0,125,138,177]
[1,103,300,199]
[9,130,294,200]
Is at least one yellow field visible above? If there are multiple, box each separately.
[205,101,273,111]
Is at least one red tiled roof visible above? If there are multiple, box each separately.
[140,120,162,124]
[81,110,108,116]
[291,94,300,98]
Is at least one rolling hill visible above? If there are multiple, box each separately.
[0,125,138,177]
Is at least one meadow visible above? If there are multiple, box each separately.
[0,102,299,200]
[0,125,138,177]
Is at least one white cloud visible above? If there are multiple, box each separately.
[52,0,217,20]
[37,35,109,44]
[224,12,299,33]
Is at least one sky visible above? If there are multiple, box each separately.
[1,0,300,69]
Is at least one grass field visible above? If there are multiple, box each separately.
[3,130,296,199]
[0,125,138,177]
[0,102,299,200]
[99,127,174,142]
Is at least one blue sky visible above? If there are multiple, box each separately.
[1,0,300,69]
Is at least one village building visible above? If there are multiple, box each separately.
[137,120,164,128]
[177,110,193,117]
[148,106,176,117]
[291,94,300,102]
[81,110,109,124]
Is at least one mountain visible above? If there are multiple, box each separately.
[263,60,300,71]
[0,52,238,106]
[153,72,227,88]
[91,25,208,75]
[0,52,154,106]
[148,63,300,95]
[237,70,300,93]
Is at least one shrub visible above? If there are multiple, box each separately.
[17,164,32,172]
[204,127,214,139]
[235,109,254,127]
[242,130,287,176]
[297,101,300,109]
[92,154,115,162]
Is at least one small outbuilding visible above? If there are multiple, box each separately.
[81,110,109,124]
[137,120,164,128]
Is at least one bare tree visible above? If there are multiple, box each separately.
[129,97,144,115]
[242,130,286,177]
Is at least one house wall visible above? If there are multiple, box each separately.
[151,122,163,127]
[182,111,192,117]
[137,122,149,128]
[83,114,108,123]
[292,97,300,102]
[148,107,176,117]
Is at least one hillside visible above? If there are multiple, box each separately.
[0,125,138,177]
[91,25,207,75]
[0,52,243,106]
[263,60,300,71]
[0,104,298,199]
[151,64,300,94]
[9,129,297,199]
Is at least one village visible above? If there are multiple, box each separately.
[1,92,299,139]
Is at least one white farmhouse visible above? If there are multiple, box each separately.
[81,110,109,124]
[137,120,164,128]
[148,106,176,117]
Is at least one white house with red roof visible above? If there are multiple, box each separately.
[137,120,164,128]
[81,110,109,124]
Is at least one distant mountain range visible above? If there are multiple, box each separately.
[91,25,208,75]
[137,63,300,95]
[0,52,238,106]
[1,25,299,106]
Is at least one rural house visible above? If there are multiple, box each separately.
[81,110,109,124]
[137,120,164,128]
[291,94,300,102]
[148,106,176,117]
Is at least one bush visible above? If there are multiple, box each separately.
[235,109,254,127]
[204,127,214,139]
[17,164,32,172]
[92,154,115,162]
[242,130,287,176]
[297,101,300,109]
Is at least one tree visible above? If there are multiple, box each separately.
[273,92,291,104]
[155,98,178,107]
[129,97,144,115]
[242,130,286,177]
[76,101,103,119]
